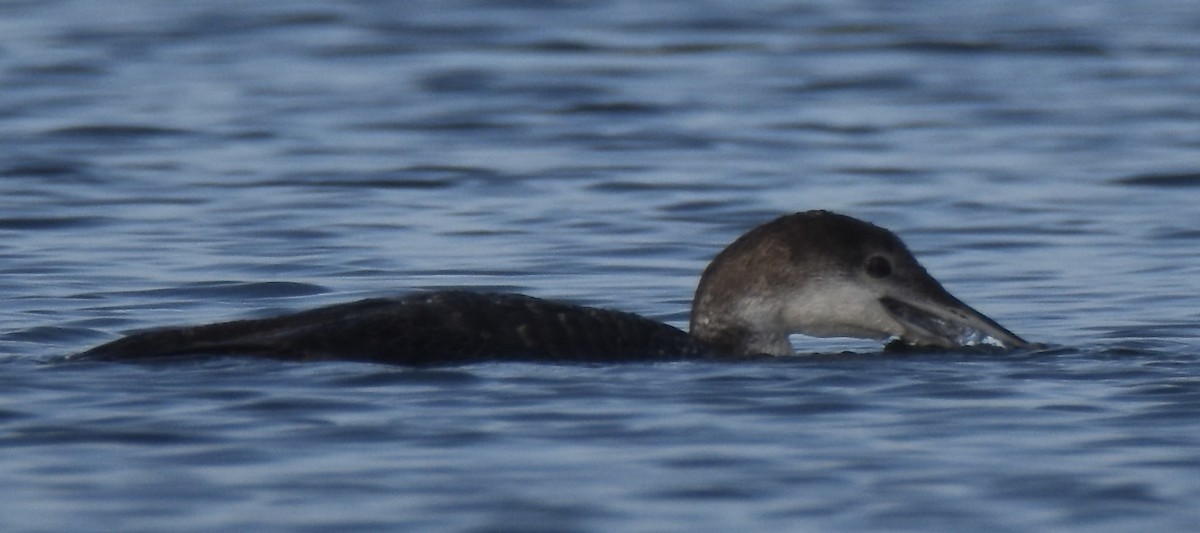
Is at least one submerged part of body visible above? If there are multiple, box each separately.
[74,211,1034,365]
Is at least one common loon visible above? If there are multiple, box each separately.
[74,211,1032,365]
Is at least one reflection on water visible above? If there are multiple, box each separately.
[2,0,1200,531]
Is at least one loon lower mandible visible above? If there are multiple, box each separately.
[74,210,1034,365]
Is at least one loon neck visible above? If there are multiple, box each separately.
[690,318,794,356]
[690,277,798,356]
[688,215,807,356]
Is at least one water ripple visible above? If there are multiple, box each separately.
[3,0,1200,531]
[1111,172,1200,188]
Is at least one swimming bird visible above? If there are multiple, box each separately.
[74,211,1032,365]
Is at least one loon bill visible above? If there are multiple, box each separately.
[74,211,1034,365]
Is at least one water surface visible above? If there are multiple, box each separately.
[3,1,1200,531]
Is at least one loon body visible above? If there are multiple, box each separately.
[76,211,1032,365]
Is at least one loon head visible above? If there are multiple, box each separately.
[689,210,1032,356]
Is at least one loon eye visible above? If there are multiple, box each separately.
[865,255,892,278]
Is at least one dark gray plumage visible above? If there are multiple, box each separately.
[77,291,707,365]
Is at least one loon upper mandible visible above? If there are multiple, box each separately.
[74,211,1033,365]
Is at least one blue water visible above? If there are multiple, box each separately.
[3,0,1200,530]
